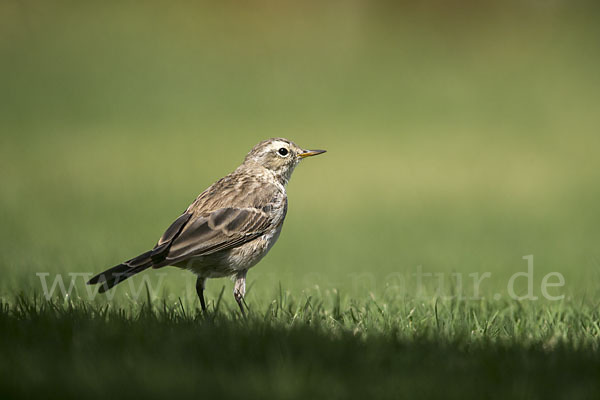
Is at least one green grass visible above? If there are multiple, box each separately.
[2,0,600,398]
[2,296,600,399]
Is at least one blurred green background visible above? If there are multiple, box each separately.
[1,0,600,307]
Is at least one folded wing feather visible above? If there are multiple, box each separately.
[156,207,274,266]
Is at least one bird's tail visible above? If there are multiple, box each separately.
[87,250,154,293]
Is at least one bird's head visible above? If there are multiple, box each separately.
[243,138,326,184]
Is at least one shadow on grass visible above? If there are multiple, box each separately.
[1,295,600,399]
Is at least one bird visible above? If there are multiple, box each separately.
[87,138,326,315]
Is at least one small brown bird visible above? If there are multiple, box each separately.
[88,138,325,314]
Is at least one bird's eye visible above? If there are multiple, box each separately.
[278,148,289,156]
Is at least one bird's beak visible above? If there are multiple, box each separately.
[298,149,327,159]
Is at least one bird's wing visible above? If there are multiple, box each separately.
[157,212,193,246]
[156,207,276,266]
[149,212,194,264]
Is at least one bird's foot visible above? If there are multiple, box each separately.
[234,289,246,318]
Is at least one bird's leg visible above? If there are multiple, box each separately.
[195,276,207,312]
[233,271,247,317]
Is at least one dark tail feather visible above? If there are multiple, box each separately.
[87,250,154,293]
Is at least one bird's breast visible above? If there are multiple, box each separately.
[227,225,283,270]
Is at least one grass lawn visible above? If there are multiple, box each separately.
[2,296,600,399]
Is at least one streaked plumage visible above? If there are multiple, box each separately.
[87,138,325,314]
